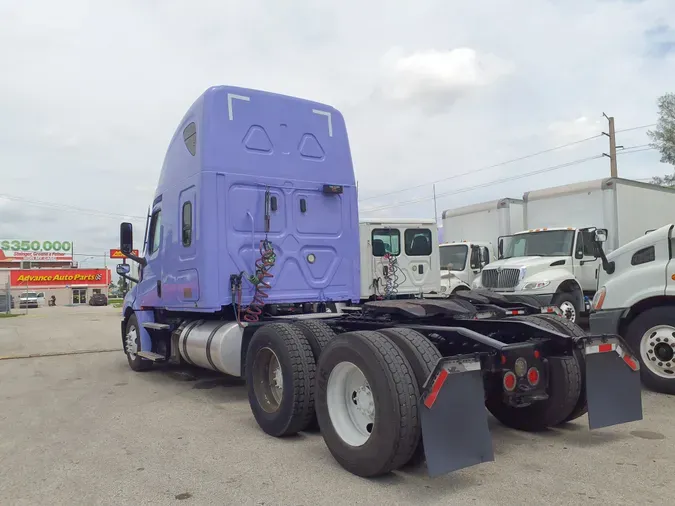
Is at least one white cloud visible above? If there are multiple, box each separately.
[0,0,674,258]
[548,116,604,141]
[377,47,514,110]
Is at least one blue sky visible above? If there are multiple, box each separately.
[0,0,674,266]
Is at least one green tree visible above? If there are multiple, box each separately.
[117,277,128,295]
[648,92,675,187]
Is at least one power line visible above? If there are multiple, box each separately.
[0,194,146,221]
[358,133,604,203]
[361,154,604,214]
[616,123,656,133]
[359,122,656,204]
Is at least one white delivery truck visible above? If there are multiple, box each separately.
[475,178,675,322]
[428,198,522,298]
[590,223,675,394]
[359,219,441,301]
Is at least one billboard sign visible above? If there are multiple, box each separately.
[0,239,73,262]
[110,249,139,259]
[10,269,110,287]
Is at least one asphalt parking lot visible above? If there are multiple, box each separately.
[1,307,674,505]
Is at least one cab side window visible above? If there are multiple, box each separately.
[182,202,192,247]
[372,229,400,257]
[580,230,599,257]
[148,209,162,254]
[404,228,432,256]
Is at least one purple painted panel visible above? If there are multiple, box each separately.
[139,86,360,312]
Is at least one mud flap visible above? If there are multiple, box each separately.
[584,337,643,430]
[420,355,494,477]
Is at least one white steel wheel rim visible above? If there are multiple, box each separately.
[326,361,375,447]
[559,301,576,322]
[125,324,138,360]
[640,325,675,379]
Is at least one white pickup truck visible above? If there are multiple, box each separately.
[18,291,46,308]
[590,223,675,394]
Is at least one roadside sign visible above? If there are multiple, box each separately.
[110,249,139,259]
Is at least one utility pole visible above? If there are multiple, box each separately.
[432,184,438,224]
[602,113,622,178]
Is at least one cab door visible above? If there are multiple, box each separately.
[135,199,164,308]
[401,227,435,294]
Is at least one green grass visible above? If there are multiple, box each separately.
[0,313,20,318]
[108,298,123,304]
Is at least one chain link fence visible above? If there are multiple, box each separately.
[0,281,11,314]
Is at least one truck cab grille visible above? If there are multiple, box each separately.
[481,268,520,289]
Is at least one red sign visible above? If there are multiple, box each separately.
[110,249,139,259]
[10,269,111,287]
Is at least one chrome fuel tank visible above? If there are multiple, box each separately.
[177,320,244,377]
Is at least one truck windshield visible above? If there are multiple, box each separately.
[501,230,574,259]
[439,244,468,270]
[21,292,38,298]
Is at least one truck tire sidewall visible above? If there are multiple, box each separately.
[626,306,675,395]
[529,313,588,422]
[375,327,441,468]
[125,314,152,372]
[552,291,580,323]
[245,324,315,437]
[316,332,419,477]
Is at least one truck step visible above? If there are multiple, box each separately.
[137,351,167,362]
[142,322,171,330]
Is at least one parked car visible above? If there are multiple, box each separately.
[88,293,108,306]
[18,292,45,308]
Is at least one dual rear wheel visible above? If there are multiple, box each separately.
[245,322,441,477]
[245,317,588,477]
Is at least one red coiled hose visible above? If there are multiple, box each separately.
[242,240,276,323]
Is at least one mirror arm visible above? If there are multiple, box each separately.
[124,252,147,266]
[593,241,615,275]
[119,273,139,284]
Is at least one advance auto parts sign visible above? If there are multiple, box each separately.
[10,269,109,287]
[0,239,73,262]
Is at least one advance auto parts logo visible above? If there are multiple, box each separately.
[10,269,108,287]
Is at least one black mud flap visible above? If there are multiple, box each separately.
[584,336,643,430]
[420,355,494,477]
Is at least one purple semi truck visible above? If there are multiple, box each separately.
[116,86,643,478]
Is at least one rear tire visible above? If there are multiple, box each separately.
[292,320,337,430]
[530,314,589,422]
[376,327,441,468]
[486,354,581,431]
[315,331,420,477]
[245,323,316,437]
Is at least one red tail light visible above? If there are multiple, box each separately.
[503,371,517,391]
[527,367,540,386]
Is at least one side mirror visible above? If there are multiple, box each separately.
[120,222,133,254]
[116,264,131,275]
[594,229,608,243]
[498,239,503,258]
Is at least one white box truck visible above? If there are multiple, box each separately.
[429,199,522,297]
[359,218,441,301]
[475,178,675,322]
[590,223,675,394]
